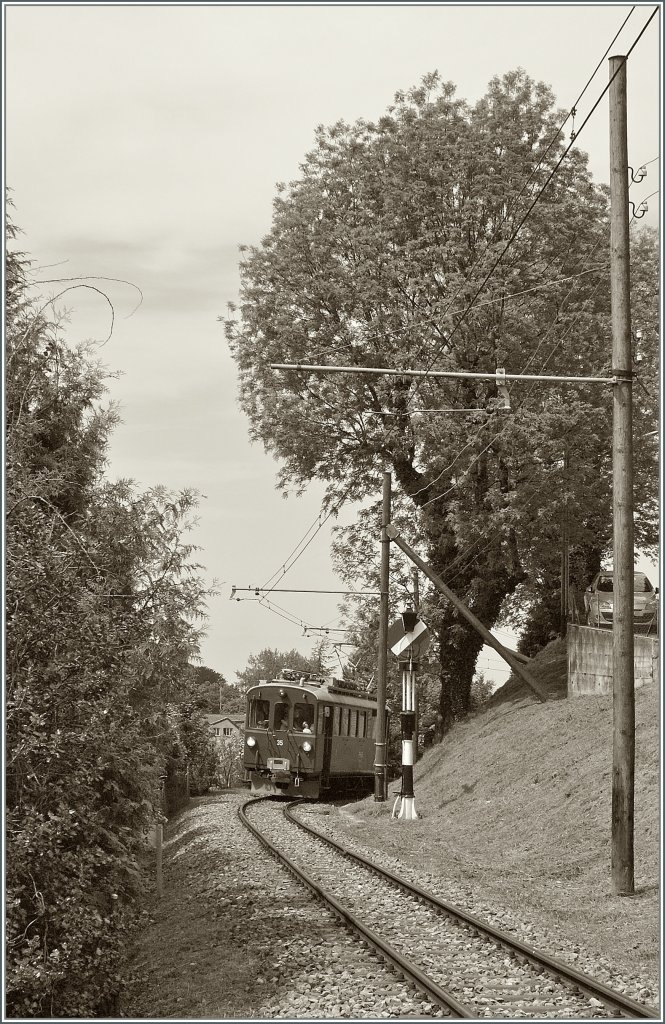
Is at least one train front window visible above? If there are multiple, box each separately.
[274,702,289,730]
[293,703,313,732]
[249,698,270,728]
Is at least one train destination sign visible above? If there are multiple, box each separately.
[388,616,430,660]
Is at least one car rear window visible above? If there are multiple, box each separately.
[597,573,653,593]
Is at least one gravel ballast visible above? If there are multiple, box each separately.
[123,789,658,1019]
[125,794,449,1019]
[295,802,658,1012]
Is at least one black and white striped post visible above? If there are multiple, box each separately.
[389,608,429,821]
[397,651,419,820]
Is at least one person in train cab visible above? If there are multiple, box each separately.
[278,714,288,729]
[301,722,312,733]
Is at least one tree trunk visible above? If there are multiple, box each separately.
[431,553,522,735]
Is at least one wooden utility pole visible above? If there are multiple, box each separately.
[609,54,635,896]
[560,446,570,638]
[374,471,391,801]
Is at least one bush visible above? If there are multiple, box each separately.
[5,219,214,1015]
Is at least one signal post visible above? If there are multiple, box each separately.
[389,609,430,820]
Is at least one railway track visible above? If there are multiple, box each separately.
[239,796,659,1020]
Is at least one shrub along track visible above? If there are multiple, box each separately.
[240,797,658,1020]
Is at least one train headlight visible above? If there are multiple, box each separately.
[302,740,312,753]
[246,736,256,748]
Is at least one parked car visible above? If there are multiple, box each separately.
[584,570,659,633]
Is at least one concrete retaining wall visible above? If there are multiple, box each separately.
[567,623,660,697]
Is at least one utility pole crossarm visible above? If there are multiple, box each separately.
[230,586,380,597]
[270,363,615,385]
[385,526,548,703]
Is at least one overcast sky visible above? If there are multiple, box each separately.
[5,2,661,685]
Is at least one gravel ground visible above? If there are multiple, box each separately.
[248,799,632,1019]
[124,794,449,1019]
[122,790,659,1019]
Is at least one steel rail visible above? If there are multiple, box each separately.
[287,802,659,1020]
[238,796,474,1018]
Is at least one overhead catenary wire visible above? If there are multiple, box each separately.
[258,479,357,597]
[255,595,321,633]
[260,503,338,590]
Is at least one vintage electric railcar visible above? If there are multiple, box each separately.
[243,669,383,799]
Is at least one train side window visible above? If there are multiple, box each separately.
[367,710,376,739]
[273,702,289,730]
[249,698,270,728]
[316,706,328,734]
[341,707,350,736]
[357,710,366,738]
[349,709,358,737]
[332,706,341,736]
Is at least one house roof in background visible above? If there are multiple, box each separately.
[204,713,245,727]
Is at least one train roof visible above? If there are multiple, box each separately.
[246,671,377,706]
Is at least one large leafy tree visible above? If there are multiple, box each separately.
[5,214,215,1016]
[225,71,658,729]
[184,664,243,713]
[234,647,324,691]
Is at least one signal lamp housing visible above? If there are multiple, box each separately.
[401,608,418,633]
